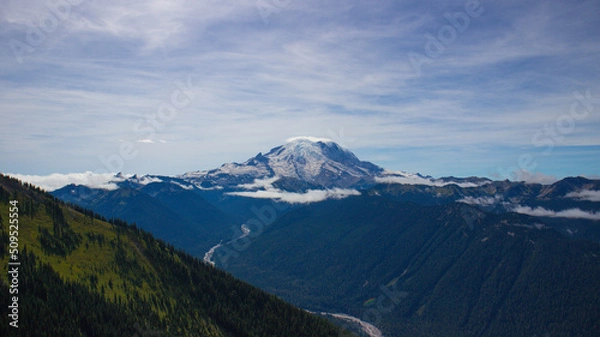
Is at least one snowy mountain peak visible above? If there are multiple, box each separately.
[263,137,375,186]
[279,137,354,160]
[181,138,383,189]
[178,137,494,193]
[285,136,337,144]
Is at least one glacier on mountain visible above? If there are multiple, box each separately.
[180,136,382,190]
[12,137,496,201]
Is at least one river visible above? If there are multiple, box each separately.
[310,311,383,337]
[203,224,250,266]
[204,227,383,337]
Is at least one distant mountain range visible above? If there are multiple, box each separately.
[14,136,600,336]
[50,137,600,242]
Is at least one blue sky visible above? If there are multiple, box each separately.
[1,0,599,182]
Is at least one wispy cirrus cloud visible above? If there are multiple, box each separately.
[1,0,599,178]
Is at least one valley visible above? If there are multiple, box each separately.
[12,137,600,337]
[204,224,250,266]
[4,1,599,335]
[0,174,353,337]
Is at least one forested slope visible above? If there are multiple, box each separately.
[0,174,353,337]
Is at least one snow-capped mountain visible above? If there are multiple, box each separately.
[15,137,490,196]
[180,137,384,190]
[21,136,600,224]
[16,136,600,273]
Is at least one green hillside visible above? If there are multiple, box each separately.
[0,174,354,337]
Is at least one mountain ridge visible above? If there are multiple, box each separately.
[5,138,600,336]
[35,138,600,259]
[0,174,354,337]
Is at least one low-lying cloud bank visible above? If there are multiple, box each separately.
[457,195,502,206]
[227,188,361,204]
[566,190,600,202]
[7,172,127,191]
[513,206,600,221]
[236,177,280,190]
[228,176,361,203]
[375,173,483,188]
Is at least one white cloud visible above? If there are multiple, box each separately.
[375,172,481,188]
[137,139,155,144]
[129,175,163,186]
[566,190,600,202]
[285,136,336,144]
[8,172,127,191]
[236,177,279,190]
[1,0,599,178]
[227,188,361,204]
[458,195,502,206]
[513,205,600,221]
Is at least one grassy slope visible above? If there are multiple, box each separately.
[0,174,353,337]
